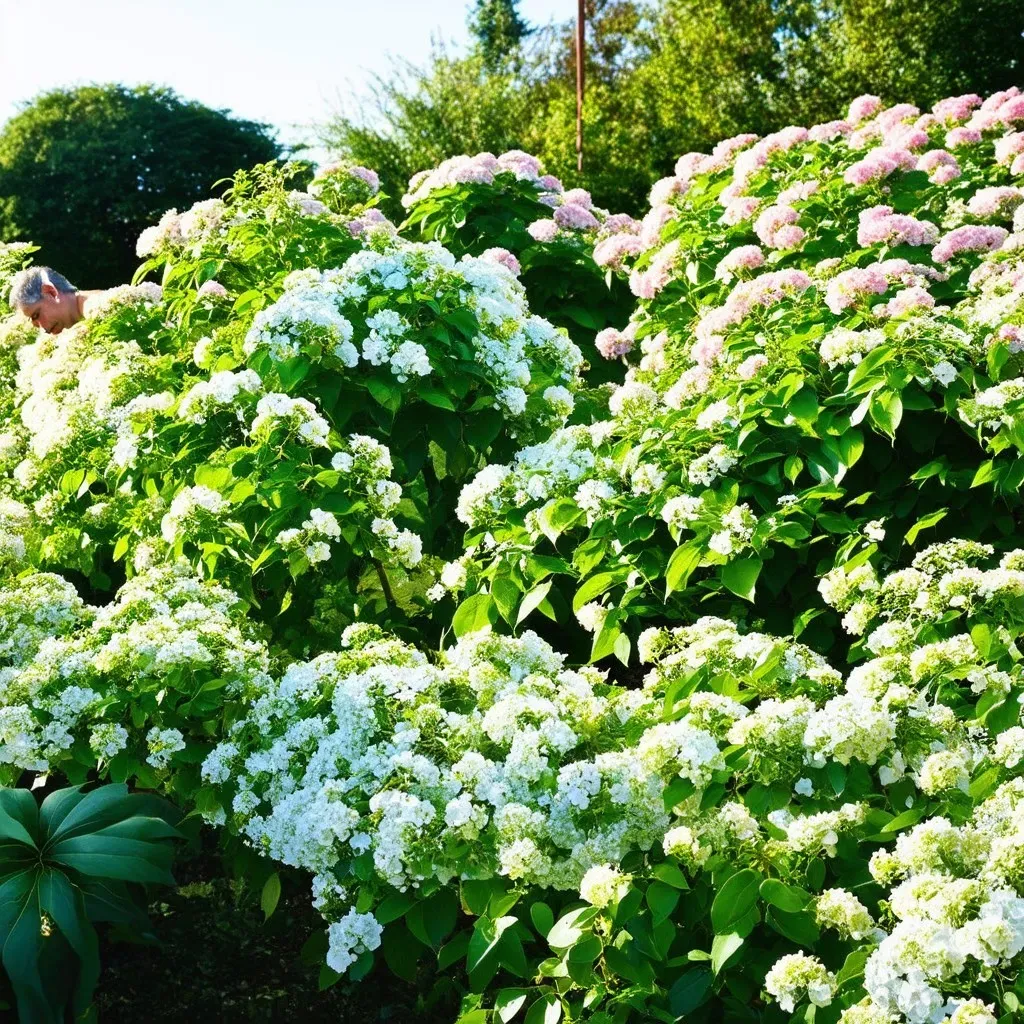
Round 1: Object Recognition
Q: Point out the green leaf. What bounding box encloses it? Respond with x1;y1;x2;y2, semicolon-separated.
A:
668;969;713;1015
760;879;810;913
710;869;761;934
516;581;552;626
530;902;554;937
711;932;744;976
524;993;562;1024
39;868;100;1016
547;907;596;949
788;386;819;424
652;862;689;890
904;509;947;545
416;386;456;411
766;906;820;946
376;892;417;924
261;872;281;920
491;577;521;626
646;881;679;925
720;556;761;602
572;572;622;613
453;594;498;638
665;543;701;598
971;460;997;488
869;389;903;438
496;989;530;1023
567;934;602;963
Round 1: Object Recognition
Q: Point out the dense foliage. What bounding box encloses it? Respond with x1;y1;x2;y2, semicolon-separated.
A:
2;84;1024;1024
0;84;282;287
324;0;1024;214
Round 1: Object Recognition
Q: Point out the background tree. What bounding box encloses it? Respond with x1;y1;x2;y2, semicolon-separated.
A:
321;0;1024;217
468;0;533;70
0;84;281;287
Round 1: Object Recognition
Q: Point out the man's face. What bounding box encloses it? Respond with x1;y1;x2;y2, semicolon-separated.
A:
18;283;78;335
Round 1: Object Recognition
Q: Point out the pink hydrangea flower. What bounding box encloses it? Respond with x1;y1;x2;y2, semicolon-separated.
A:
696;269;811;339
884;125;930;151
675;152;709;180
754;205;800;247
857;206;939;247
995;132;1024;164
917;149;961;183
773;225;806;250
628;242;680;299
713;133;759;159
197;279;228;299
593;233;645;270
715;245;765;280
879;286;935;318
967;109;1003;132
944;127;982;148
595;327;634;359
877;104;921;130
600;213;642;236
1013;154;1024;176
825;266;889;314
736;353;768;379
981;87;1021;112
537;174;563;192
966;187;1024;220
997;324;1024;353
932;225;1009;263
999;96;1024;125
640;204;675;246
527;219;559;243
497;150;542;179
809;120;852;142
479;247;521;276
639;330;668;373
932;94;982;125
848;125;882;151
561;188;593;209
553;204;599;231
777;180;819;205
844;151;899;186
848;95;883;124
690;333;724;367
649;176;690;206
720;196;762;226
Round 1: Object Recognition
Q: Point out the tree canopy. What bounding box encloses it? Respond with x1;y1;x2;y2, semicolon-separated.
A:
468;0;533;69
322;0;1024;215
0;84;281;287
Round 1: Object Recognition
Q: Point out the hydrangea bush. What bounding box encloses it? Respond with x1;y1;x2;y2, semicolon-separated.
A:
199;539;1024;1024
1;90;1024;1024
0;165;584;654
452;89;1024;664
400;149;633;384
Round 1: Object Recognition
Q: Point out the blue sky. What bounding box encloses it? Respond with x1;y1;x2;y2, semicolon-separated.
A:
0;0;569;156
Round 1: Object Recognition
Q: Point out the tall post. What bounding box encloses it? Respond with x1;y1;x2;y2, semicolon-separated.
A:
576;0;585;173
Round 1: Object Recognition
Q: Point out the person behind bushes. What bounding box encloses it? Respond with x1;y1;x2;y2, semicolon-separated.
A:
9;266;106;335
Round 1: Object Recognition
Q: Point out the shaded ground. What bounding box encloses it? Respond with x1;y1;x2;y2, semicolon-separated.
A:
94;841;453;1023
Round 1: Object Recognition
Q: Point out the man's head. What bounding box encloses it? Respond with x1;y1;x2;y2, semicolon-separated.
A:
9;267;80;335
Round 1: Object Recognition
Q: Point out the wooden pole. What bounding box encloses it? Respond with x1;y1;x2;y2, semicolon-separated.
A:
576;0;585;173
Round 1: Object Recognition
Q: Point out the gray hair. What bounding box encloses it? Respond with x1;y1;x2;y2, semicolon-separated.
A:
8;266;77;307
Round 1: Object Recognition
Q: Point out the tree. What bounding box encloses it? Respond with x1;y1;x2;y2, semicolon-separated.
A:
321;49;550;218
833;0;1024;105
322;0;1024;218
0;84;281;287
468;0;532;70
